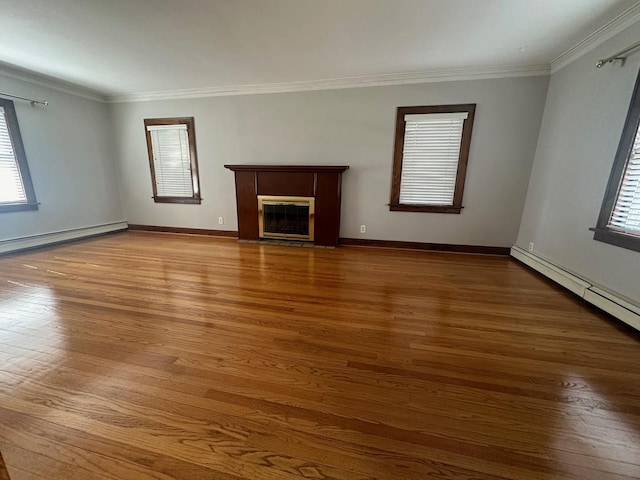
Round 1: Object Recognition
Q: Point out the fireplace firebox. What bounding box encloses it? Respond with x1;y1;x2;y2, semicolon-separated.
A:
258;195;315;241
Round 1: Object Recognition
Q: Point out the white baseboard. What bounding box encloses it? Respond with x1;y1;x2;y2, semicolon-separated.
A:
511;245;640;332
0;221;128;255
510;246;590;296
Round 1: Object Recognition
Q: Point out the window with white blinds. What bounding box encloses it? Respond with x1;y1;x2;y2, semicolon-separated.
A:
144;118;201;204
0;106;26;204
390;104;475;214
608;122;640;234
147;124;193;197
399;112;468;206
595;69;640;252
0;99;37;213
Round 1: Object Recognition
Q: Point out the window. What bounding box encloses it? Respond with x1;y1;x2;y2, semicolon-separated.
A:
144;117;201;204
594;69;640;252
389;104;475;213
0;98;37;213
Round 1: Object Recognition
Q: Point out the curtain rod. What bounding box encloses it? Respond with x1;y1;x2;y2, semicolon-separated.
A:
596;40;640;68
0;92;48;106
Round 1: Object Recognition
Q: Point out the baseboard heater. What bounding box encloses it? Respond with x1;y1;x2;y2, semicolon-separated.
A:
511;245;640;332
0;221;128;255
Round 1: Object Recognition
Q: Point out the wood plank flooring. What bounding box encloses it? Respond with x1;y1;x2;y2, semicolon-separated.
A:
0;231;639;479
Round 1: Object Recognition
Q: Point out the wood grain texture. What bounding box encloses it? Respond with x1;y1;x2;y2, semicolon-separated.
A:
227;166;347;246
314;173;342;247
0;450;10;480
233;171;259;240
257;172;315;197
225;165;349;173
0;231;639;480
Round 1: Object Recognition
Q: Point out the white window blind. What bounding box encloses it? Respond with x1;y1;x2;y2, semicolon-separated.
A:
609;122;640;233
147;124;194;197
0;106;27;204
399;112;468;205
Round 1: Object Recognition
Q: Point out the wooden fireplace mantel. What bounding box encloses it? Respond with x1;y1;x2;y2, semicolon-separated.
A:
224;165;349;246
224;165;349;174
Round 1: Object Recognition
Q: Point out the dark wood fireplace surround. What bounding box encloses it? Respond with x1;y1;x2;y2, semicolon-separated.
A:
224;165;349;246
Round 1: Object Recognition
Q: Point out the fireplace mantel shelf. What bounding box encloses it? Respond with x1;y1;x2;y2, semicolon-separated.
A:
225;164;349;246
224;164;349;173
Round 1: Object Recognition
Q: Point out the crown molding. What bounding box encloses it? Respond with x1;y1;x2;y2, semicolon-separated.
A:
551;3;640;73
107;64;550;103
0;4;637;104
0;63;107;103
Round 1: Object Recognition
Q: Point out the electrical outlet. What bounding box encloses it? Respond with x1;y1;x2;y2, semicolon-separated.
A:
218;217;224;225
360;225;366;234
528;242;534;252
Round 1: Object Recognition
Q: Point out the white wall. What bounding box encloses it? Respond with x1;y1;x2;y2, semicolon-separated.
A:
0;74;125;241
516;22;640;302
111;76;548;247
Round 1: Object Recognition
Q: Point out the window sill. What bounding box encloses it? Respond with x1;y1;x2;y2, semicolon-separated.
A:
153;196;201;205
592;227;640;253
0;202;39;213
389;204;462;214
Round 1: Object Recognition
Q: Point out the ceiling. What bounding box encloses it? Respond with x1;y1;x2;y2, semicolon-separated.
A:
0;0;637;99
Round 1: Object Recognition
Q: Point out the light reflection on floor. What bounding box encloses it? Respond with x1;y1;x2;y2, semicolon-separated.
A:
0;281;62;389
552;373;640;477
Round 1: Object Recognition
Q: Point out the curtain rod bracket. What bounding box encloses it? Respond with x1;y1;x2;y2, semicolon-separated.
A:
596;57;627;68
596;40;640;69
0;92;48;106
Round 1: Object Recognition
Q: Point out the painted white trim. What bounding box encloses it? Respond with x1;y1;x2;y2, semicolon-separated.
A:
589;286;640;316
510;246;590;296
1;3;637;104
0;221;128;255
510;245;640;332
550;3;640;73
583;290;640;331
0;64;107;103
107;64;550;103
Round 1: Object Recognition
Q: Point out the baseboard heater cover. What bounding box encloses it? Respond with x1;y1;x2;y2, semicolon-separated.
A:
510;245;640;332
0;221;128;255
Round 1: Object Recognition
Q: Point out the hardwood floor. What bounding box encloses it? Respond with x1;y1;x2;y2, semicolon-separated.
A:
0;231;639;480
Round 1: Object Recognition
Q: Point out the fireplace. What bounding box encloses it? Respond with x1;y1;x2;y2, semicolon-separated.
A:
224;165;349;246
258;195;315;241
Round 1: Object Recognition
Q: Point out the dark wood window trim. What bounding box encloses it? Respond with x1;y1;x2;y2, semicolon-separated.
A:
144;117;201;204
0;98;38;213
389;104;475;214
593;68;640;253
